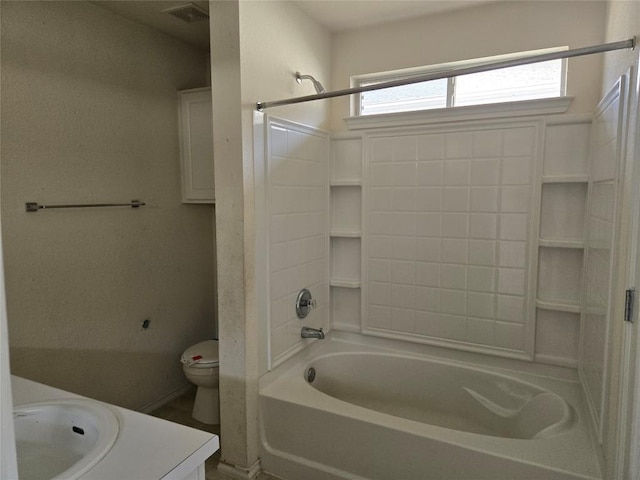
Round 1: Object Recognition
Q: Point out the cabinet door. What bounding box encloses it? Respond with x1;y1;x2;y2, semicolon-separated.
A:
178;88;214;203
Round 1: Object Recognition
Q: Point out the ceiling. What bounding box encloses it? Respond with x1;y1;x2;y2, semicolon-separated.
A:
294;0;494;32
91;1;495;51
91;1;211;51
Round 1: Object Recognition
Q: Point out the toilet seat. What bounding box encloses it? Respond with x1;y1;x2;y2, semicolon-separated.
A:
181;340;219;368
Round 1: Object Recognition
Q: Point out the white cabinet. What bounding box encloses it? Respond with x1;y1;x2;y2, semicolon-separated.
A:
178;88;214;203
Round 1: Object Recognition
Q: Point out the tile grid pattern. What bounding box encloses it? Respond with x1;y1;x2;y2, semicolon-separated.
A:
268;124;329;363
366;126;535;352
582;87;621;431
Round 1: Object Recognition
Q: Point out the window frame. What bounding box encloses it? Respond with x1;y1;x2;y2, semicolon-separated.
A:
352;47;568;117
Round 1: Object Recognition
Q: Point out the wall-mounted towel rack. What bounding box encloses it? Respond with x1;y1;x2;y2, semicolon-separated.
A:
25;200;145;212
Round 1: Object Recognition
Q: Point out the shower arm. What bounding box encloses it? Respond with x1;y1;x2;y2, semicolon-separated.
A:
295;71;326;94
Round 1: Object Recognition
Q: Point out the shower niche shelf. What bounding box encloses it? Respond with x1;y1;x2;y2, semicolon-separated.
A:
541;175;589;184
535;309;580;368
538;239;584;249
331;134;363;183
330;185;362;235
329;134;364;333
533;117;590;367
330;230;361;238
537;241;583;306
331;180;362;187
330;237;361;288
329;279;362;288
331;286;361;332
539;182;587;243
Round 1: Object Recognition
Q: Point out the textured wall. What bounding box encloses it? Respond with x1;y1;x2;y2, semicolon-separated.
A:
601;1;640;92
1;1;215;410
209;0;331;470
330;1;606;130
239;0;332;130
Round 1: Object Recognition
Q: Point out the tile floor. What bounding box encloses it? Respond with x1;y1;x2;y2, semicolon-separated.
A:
150;388;280;480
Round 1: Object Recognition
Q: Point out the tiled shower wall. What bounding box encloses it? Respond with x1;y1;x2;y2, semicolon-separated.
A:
267;119;329;365
364;124;538;356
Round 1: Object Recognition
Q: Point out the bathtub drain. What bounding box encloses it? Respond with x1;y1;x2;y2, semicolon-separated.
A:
306;367;316;383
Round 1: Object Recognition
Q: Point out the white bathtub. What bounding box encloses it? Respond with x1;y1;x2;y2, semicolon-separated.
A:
259;333;601;480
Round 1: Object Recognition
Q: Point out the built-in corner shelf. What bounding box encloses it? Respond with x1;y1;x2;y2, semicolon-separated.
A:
330;135;363;331
330;180;362;187
535;299;581;314
533;118;590;368
541;175;588;184
329;279;362;288
538;238;584;249
330;230;361;238
540;183;587;241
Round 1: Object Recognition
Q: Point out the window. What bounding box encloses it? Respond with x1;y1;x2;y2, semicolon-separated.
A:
355;48;567;116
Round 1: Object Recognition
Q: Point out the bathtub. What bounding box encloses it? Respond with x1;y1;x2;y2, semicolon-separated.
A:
259;332;601;480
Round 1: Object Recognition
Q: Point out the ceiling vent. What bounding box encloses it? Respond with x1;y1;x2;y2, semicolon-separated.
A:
162;3;209;23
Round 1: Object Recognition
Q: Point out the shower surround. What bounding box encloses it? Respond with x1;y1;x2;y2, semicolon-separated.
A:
324;101;591;369
256;91;619;478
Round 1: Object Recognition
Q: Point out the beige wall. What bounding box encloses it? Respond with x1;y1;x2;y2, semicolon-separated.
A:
210;0;331;472
602;0;640;90
330;0;607;130
0;1;216;411
240;1;332;129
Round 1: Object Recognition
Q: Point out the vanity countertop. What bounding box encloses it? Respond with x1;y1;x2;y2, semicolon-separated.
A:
12;375;219;480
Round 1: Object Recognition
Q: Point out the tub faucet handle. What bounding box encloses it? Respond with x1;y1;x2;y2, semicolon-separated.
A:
301;297;316;308
296;288;316;319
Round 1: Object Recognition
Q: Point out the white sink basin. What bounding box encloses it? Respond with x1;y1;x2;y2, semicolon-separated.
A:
14;399;119;480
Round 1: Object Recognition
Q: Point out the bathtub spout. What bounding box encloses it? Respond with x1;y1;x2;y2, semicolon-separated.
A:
301;327;325;339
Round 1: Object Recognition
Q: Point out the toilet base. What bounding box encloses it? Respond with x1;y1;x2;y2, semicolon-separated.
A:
193;385;219;425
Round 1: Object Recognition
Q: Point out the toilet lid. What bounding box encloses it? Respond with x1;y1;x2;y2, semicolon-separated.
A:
181;340;219;367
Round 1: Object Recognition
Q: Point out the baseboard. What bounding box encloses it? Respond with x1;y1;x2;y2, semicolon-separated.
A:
138;383;194;414
217;459;262;479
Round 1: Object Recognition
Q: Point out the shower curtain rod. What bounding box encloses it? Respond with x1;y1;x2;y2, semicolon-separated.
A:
256;38;636;111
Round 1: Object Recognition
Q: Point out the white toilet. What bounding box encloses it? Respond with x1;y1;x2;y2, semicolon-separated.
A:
181;340;219;425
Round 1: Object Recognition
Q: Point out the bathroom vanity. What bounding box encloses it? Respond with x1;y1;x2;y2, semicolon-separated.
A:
11;376;219;480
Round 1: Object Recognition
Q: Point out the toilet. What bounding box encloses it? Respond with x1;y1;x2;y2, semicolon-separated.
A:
181;340;219;425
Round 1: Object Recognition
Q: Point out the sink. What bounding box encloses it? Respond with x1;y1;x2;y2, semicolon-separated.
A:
13;399;119;480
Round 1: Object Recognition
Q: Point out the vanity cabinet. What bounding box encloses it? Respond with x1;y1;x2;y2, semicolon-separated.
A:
12;376;218;480
178;87;215;203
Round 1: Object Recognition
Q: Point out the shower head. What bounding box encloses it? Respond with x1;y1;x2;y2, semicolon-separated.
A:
295;71;326;94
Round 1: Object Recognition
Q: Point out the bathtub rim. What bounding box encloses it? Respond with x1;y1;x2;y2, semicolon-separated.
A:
301;349;576;440
260;330;580;392
264;348;583;447
259;331;602;480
